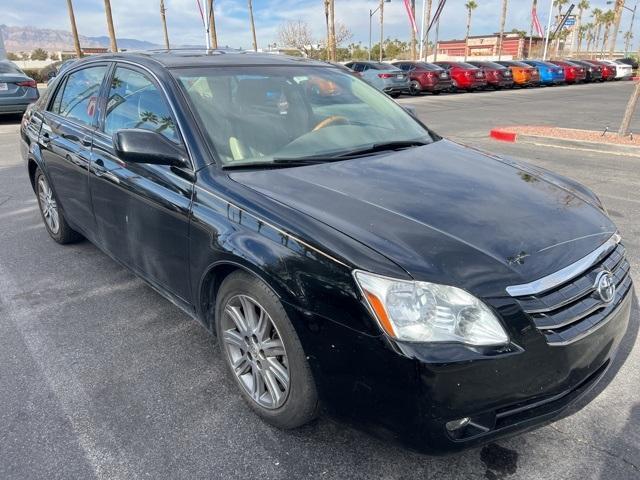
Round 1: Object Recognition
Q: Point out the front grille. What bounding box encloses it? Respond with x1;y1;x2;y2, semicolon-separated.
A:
513;242;632;346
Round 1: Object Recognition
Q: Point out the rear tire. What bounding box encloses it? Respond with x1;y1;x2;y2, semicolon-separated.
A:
35;168;82;244
409;81;422;96
215;270;319;429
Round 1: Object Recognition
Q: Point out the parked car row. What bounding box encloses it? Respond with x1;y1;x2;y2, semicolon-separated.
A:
344;58;637;97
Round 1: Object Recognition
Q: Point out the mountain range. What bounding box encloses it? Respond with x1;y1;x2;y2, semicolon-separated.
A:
0;24;161;52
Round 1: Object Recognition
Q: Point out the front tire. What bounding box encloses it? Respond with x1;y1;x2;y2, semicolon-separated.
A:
35;168;82;244
215;271;319;429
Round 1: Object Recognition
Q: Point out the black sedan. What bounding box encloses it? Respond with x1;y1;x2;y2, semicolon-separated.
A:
20;51;633;454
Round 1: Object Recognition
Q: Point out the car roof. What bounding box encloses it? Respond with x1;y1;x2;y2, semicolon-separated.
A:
66;49;331;70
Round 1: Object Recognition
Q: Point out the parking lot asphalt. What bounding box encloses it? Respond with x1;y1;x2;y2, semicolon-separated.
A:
1;81;639;480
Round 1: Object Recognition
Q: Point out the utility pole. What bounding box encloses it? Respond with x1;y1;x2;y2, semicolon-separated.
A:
160;0;170;50
248;0;258;51
410;0;417;60
66;0;83;58
103;0;118;53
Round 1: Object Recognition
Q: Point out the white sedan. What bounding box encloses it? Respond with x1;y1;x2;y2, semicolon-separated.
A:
601;59;634;80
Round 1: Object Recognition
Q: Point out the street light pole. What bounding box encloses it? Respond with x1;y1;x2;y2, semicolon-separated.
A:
542;0;554;60
623;1;637;56
369;5;382;61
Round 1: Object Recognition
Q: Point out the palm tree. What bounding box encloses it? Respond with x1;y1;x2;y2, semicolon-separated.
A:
553;0;568;56
207;0;218;49
248;0;258;51
410;0;417;60
585;22;595;53
422;0;433;60
65;0;83;58
464;1;478;61
103;0;118;52
573;0;589;55
600;10;615;56
160;0;170;49
329;0;336;61
591;8;603;58
497;0;508;59
608;0;625;58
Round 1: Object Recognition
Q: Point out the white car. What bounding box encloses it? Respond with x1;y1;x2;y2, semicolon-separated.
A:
601;59;633;80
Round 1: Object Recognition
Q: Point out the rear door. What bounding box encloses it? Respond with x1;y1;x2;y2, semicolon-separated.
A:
90;64;194;300
39;64;109;239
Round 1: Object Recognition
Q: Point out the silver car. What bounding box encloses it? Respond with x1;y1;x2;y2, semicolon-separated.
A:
0;60;39;115
344;61;410;98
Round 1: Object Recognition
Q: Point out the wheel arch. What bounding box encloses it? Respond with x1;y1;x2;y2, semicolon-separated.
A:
197;258;283;333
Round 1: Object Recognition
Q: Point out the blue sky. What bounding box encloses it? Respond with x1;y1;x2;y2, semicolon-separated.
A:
3;0;634;49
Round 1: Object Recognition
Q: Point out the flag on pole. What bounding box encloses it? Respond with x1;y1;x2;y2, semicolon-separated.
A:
403;0;418;33
427;0;447;34
532;5;544;37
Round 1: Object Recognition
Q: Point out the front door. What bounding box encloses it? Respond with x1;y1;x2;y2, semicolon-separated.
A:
90;65;193;301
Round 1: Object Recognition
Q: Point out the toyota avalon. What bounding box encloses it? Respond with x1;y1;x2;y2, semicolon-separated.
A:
20;51;633;454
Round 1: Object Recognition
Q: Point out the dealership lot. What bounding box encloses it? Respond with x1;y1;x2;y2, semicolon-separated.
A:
0;82;638;479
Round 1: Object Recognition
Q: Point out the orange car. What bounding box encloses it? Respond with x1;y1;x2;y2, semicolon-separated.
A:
495;60;540;87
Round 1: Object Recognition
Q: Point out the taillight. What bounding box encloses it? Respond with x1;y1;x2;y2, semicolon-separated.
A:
378;73;394;78
17;80;37;88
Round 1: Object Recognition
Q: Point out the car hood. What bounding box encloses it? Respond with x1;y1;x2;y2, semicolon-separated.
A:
229;140;616;297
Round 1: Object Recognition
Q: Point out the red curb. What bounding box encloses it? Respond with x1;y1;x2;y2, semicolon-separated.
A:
489;129;517;142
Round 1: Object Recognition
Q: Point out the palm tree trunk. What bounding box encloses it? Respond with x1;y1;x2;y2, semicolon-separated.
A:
573;10;583;55
160;0;170;50
103;0;118;53
207;0;218;49
329;0;336;61
324;0;330;60
464;9;472;62
497;0;508;60
66;0;83;58
423;0;432;60
619;76;640;136
594;24;602;58
410;0;417;60
609;0;624;58
379;0;384;61
248;0;258;51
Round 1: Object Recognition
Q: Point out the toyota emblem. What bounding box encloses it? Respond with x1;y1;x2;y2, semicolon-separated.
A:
595;271;615;304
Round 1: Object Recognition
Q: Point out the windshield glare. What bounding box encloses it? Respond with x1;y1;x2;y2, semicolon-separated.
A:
176;66;432;166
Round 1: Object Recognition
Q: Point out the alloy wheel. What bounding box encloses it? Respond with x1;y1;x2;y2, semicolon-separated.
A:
221;294;290;409
409;80;421;96
37;176;60;234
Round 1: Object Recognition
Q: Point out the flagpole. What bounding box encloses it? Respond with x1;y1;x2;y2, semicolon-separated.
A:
419;0;427;60
542;0;553;60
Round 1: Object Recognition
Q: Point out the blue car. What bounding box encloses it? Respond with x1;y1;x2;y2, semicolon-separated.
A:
522;60;565;85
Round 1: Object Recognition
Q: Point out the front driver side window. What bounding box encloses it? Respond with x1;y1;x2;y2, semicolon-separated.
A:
103;67;178;143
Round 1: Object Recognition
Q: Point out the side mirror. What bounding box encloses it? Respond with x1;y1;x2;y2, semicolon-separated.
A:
403;105;418;118
113;129;188;168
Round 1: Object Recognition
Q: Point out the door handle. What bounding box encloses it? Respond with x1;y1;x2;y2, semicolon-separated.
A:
93;159;107;177
81;136;92;147
41;132;51;147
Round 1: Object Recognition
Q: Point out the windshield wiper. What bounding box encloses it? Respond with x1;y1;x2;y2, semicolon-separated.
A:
271;140;430;165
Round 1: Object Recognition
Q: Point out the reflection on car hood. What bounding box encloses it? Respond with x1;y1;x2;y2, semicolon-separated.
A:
229;140;615;296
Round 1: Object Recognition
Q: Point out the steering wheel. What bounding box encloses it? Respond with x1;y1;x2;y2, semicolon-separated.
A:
312;115;350;132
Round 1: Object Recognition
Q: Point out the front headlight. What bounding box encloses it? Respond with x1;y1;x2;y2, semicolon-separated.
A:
354;271;509;346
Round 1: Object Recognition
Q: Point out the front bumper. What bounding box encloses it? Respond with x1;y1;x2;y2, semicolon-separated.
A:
288;285;634;454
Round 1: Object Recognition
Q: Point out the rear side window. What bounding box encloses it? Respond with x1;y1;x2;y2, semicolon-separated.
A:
51;66;107;126
103;66;178;143
0;62;22;74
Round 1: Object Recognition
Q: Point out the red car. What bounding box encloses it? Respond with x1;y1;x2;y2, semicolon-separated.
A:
549;60;587;84
392;61;453;95
433;61;487;92
582;60;614;81
467;61;515;89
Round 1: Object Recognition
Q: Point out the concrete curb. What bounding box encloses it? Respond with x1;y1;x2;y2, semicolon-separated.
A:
489;128;640;158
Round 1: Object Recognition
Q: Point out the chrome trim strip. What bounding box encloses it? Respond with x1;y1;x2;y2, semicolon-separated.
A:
546;287;632;347
506;233;621;297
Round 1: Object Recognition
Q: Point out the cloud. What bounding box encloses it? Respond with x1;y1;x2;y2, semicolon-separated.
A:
1;0;632;49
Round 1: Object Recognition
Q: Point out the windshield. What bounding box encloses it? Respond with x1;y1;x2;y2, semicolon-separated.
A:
176;65;433;166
